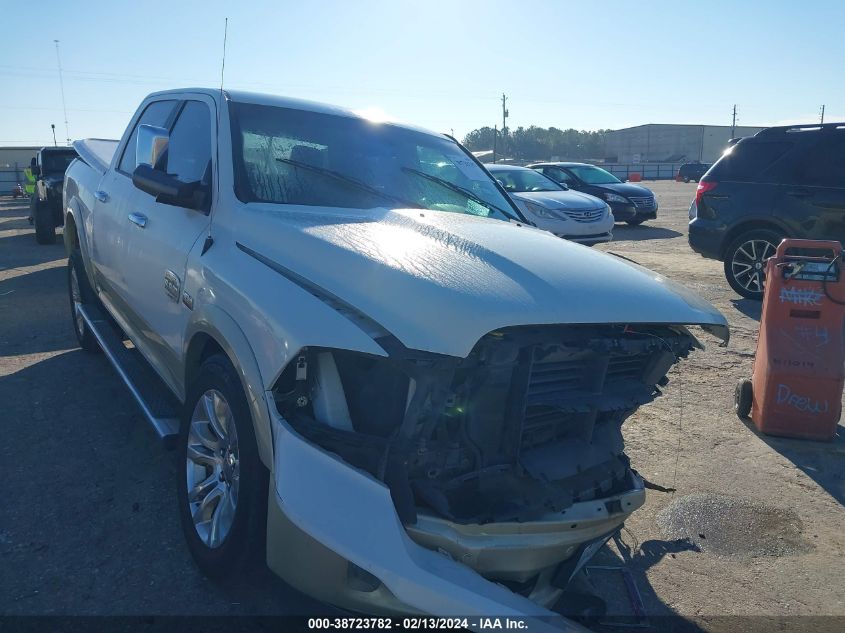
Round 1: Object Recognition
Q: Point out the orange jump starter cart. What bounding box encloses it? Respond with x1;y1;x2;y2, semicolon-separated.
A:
735;239;845;441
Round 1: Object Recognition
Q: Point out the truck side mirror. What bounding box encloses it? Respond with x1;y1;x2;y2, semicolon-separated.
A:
132;164;209;212
136;124;169;171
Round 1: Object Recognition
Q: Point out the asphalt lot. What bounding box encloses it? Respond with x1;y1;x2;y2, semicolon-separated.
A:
1;184;843;627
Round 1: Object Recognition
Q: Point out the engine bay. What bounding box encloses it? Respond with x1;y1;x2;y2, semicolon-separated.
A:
274;324;696;525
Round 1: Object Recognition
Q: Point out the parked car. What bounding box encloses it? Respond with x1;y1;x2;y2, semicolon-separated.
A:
484;164;613;245
528;162;657;225
64;88;727;618
689;122;845;299
677;161;711;183
29;146;78;244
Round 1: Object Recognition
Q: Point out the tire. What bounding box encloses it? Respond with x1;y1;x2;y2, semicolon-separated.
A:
178;353;268;581
735;379;753;419
67;250;101;353
683;177;691;183
625;217;646;226
33;197;56;244
723;229;781;300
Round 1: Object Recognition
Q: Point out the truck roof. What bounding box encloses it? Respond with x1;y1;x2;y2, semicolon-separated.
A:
145;87;445;139
39;146;78;153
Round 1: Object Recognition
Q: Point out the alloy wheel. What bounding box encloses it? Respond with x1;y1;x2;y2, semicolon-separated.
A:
730;238;776;295
185;389;240;549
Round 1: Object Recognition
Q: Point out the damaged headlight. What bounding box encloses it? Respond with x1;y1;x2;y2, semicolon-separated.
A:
273;325;696;527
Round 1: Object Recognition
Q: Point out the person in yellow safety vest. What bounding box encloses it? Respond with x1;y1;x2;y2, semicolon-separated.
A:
23;164;36;196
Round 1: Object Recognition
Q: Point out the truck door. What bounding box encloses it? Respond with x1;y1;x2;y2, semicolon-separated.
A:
92;99;178;316
775;133;845;246
120;98;214;391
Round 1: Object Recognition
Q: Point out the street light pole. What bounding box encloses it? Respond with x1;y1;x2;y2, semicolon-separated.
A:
51;124;57;147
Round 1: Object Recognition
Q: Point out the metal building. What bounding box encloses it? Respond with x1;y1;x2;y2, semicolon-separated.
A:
604;124;765;164
0;146;40;194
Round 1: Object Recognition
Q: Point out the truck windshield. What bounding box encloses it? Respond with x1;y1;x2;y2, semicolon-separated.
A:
41;150;78;174
229;102;518;220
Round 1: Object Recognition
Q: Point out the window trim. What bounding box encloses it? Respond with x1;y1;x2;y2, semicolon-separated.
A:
165;99;214;190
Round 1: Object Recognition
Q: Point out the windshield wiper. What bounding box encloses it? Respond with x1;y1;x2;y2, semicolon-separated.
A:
275;158;424;209
401;167;518;220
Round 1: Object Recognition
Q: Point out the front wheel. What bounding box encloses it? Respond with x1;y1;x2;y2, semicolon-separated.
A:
68;250;101;353
178;353;268;580
723;229;780;300
625;217;646;226
33;198;56;245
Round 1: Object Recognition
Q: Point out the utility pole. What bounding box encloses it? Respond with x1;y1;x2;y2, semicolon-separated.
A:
51;124;57;147
54;40;70;144
501;93;509;157
730;104;737;139
820;104;825;124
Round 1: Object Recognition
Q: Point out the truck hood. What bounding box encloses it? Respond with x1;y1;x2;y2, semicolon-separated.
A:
512;190;605;211
236;205;728;357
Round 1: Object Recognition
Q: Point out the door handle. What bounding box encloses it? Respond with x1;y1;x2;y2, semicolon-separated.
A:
786;188;813;198
128;212;147;228
94;190;109;203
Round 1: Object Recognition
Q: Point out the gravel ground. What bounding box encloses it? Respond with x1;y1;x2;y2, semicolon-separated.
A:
1;183;843;628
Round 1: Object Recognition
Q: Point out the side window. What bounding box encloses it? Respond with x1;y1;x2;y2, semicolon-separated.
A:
711;141;793;182
166;101;213;184
546;167;574;185
789;136;845;188
118;100;177;174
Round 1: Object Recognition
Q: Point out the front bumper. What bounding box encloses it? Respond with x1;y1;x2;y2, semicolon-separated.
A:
406;476;644;583
266;403;642;618
531;213;614;246
557;231;613;246
609;200;657;222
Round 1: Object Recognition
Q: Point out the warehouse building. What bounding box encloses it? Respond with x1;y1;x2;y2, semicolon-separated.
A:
604;124;765;164
0;146;40;194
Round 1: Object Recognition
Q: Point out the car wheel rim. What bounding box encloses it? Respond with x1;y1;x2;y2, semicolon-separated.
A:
731;239;776;294
186;389;240;549
69;264;85;337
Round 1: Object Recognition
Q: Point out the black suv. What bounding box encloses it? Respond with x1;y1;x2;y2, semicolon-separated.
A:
677;161;711;183
689;123;845;299
29;147;78;244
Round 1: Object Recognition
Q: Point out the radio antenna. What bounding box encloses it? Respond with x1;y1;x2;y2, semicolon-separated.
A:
205;17;228;251
219;17;228;94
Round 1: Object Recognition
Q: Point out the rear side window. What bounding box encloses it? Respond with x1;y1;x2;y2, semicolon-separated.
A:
543;166;575;185
166;101;213;184
710;140;793;182
118;100;177;174
787;135;845;188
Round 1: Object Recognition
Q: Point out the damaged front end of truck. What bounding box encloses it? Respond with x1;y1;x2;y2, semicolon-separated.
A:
266;321;700;614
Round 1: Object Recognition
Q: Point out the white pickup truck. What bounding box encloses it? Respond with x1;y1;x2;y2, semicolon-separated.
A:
64;88;729;621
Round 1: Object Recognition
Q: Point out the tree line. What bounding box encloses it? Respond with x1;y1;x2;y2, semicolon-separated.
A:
461;126;611;160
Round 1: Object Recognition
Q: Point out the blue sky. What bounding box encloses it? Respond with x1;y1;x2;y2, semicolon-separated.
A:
1;0;843;146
